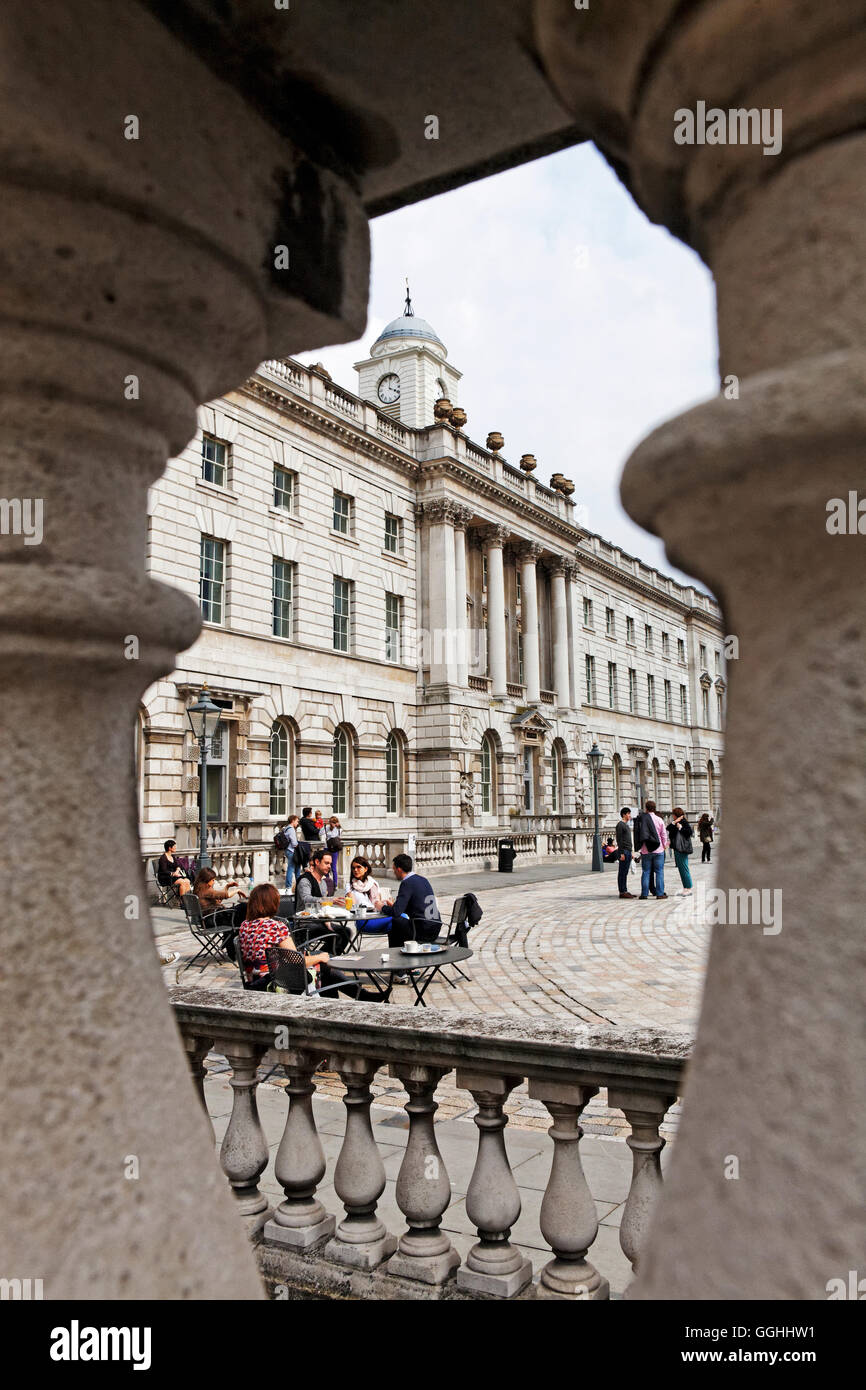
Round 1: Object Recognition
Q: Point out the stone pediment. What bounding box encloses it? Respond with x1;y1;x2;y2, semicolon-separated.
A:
699;670;713;688
714;676;726;691
511;708;552;739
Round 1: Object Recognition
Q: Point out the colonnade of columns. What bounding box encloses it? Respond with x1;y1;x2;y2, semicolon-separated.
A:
423;500;578;709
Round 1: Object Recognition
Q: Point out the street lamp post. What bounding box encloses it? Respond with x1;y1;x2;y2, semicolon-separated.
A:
186;686;222;871
587;741;604;872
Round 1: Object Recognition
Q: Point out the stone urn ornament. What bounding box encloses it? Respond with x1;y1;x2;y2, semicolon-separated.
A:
450;405;467;430
434;396;453;421
519;453;537;473
550;472;566;492
486;431;504;453
559;478;575;496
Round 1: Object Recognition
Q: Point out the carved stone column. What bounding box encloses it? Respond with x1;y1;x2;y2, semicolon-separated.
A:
423;499;459;688
455;1071;533;1298
549;558;571;710
535;0;866;1297
516;541;543;704
323;1054;397;1270
484;526;510;699
266;1048;335;1250
528;1079;609;1299
452;505;473;688
607;1088;676;1274
216;1042;270;1223
563;559;581;710
386;1064;460;1286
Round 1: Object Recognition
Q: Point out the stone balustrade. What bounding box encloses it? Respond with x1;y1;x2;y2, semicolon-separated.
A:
172;986;687;1299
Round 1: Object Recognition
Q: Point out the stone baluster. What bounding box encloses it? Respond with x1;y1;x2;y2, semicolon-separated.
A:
528;1080;609;1299
216;1041;270;1224
183;1035;212;1114
265;1048;335;1249
607;1088;676;1274
386;1065;459;1286
455;1071;532;1297
324;1055;396;1270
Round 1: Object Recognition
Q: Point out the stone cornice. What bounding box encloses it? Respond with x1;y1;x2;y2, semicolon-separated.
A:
577;548;723;628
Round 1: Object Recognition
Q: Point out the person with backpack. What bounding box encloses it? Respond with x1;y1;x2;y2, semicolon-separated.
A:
698;813;715;862
667;807;694;895
277;814;300;890
634;799;668;900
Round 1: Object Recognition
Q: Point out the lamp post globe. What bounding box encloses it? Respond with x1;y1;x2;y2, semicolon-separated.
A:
186;686;222;870
587;742;604;872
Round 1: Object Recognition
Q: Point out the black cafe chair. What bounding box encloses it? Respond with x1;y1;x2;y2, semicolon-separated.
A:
179;893;235;974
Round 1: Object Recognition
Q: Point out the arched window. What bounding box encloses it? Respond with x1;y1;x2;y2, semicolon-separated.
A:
684;761;692;812
332;727;350;815
269;720;291;817
480;734;496;816
385;731;403;815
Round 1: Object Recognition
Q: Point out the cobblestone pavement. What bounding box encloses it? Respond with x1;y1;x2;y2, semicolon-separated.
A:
158;859;713;1141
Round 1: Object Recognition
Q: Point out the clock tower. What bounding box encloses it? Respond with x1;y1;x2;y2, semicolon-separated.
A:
355;286;461;428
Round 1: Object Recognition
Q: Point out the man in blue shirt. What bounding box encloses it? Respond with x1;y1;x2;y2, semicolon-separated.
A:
380;854;441;947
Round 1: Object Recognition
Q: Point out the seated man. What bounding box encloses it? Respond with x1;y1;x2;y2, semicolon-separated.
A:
379;853;442;948
239;884;385;1000
294;847;351;954
156;839;191;897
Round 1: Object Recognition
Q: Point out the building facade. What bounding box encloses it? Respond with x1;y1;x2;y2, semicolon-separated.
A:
140;303;725;866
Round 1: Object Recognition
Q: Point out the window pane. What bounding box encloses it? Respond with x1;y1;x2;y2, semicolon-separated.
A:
385;592;401;662
274;467;295;511
384;514;400;554
333;577;350;651
201;435;227;487
332;730;348;813
199;536;225;624
481;738;492;815
385;733;399;813
333;492;351;534
272;559;294;639
269;721;289;816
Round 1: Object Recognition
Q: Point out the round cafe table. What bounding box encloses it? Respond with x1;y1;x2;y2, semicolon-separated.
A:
332;944;473;1007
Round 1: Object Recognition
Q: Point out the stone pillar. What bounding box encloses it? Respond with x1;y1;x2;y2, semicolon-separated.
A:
563;559;582;709
452;506;473;688
607;1088;676;1274
535;0;866;1298
455;1071;533;1298
424;499;459;688
517;542;543;704
549;558;571;710
217;1041;270;1225
485;526;510;699
0;0;367;1299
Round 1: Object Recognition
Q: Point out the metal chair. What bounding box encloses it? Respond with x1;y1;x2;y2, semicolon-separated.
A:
178;893;235;974
264;945;357;999
152;860;183;908
431;895;473;986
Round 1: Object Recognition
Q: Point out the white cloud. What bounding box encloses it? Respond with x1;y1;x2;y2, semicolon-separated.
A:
310;143;718;589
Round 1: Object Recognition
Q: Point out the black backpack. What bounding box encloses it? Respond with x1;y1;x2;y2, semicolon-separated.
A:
274;828;289;851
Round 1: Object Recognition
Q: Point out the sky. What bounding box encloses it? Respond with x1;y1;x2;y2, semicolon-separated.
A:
308;142;718;587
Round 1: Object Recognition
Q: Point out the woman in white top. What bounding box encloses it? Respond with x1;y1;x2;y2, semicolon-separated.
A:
348;855;393;934
324;816;343;886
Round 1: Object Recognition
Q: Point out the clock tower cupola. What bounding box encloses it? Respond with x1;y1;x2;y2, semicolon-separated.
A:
355;284;461;428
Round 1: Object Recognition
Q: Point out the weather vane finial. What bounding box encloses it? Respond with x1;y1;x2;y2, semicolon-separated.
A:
404;277;414;317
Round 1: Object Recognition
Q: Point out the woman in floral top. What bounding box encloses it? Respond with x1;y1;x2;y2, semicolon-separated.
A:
238;884;386;1000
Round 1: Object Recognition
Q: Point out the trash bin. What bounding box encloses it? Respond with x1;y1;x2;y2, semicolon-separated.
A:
497;837;516;873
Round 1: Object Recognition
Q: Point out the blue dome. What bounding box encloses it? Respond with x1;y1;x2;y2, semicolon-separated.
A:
373;313;443;348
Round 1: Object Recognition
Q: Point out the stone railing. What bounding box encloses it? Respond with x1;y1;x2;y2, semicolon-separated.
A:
461;835;499;862
171;987;688;1300
414;837;456;868
468;674;490;692
540;689;556;705
376;415;408;447
549;831;579;856
506;681;525;699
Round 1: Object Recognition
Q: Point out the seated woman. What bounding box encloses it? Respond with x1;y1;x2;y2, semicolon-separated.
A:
348;856;392;933
157;839;191;896
193;866;248;932
238;884;386;1000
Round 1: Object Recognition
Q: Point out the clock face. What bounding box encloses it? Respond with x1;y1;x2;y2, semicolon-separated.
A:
377;373;400;404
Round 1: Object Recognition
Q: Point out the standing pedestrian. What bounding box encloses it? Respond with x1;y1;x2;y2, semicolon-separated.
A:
668;807;694;895
324;815;342;887
698;813;714;862
283;814;300;892
634;799;668;899
615;808;635;899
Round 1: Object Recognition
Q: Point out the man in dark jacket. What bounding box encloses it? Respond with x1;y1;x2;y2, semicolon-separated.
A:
380;854;441;947
614;808;635;899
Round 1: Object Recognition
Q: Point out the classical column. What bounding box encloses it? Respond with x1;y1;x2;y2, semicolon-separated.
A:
424;499;459;688
549;558;571;710
536;0;866;1298
455;1071;533;1298
387;1064;460;1286
0;0;367;1298
265;1048;335;1250
484;525;510;699
452;506;473;688
528;1079;608;1300
516;541;543;704
324;1054;397;1270
563;559;582;709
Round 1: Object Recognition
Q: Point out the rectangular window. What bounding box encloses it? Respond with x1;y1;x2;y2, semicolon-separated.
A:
717;691;724;727
680;684;688;722
385;592;402;662
272;559;294;639
333;490;353;535
199;536;225;624
664;679;672;720
482;555;488;591
606;606;616;637
626;616;635;645
628;668;638;713
585;654;596;704
518;633;525;685
700;642;708;668
714;649;721;674
516;571;522;604
583;597;594;629
384;513;402;554
608;661;618;709
273;466;296;513
677;637;686;663
662;631;670;658
645;624;653;652
701;686;710;724
333;576;352;652
647;674;656;717
201;434;227;488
